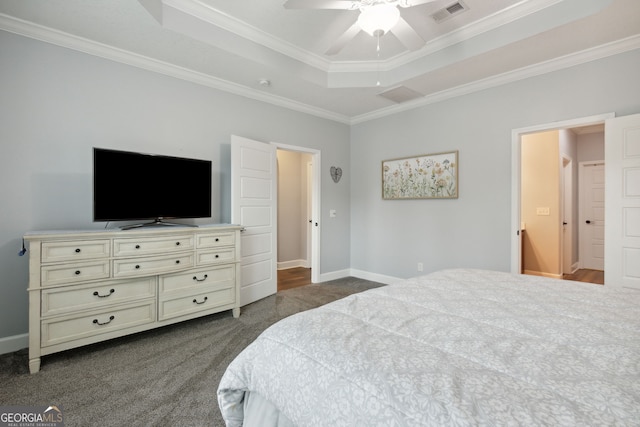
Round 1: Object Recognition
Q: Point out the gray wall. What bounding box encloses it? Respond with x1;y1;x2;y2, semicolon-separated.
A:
0;31;350;340
1;28;639;345
350;49;640;279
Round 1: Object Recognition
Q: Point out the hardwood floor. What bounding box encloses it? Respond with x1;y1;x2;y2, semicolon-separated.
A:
277;267;311;291
278;267;604;291
562;269;604;285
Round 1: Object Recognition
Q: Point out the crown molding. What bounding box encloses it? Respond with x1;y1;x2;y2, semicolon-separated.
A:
157;0;614;92
350;34;640;124
327;0;614;90
161;0;331;71
331;0;566;73
0;13;350;124
166;0;570;76
1;12;637;126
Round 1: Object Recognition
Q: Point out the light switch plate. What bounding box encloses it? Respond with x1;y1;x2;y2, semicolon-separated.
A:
536;207;550;215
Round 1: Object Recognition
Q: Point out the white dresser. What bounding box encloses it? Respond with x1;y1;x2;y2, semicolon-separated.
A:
24;224;242;373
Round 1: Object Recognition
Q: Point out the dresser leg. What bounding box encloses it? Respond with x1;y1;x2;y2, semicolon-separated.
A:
232;307;240;318
29;357;41;374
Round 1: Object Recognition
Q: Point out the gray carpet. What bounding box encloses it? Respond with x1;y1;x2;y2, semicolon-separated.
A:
0;277;383;426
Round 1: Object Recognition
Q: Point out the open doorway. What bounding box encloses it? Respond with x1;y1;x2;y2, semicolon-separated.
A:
231;136;321;306
274;143;321;290
511;114;612;283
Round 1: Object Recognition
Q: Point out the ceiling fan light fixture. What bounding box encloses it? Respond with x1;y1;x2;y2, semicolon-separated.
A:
357;3;400;36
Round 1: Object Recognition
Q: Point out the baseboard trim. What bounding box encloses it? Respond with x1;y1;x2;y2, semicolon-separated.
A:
0;333;28;355
317;268;401;285
569;262;580;274
523;269;563;279
317;269;350;283
277;260;309;270
349;269;401;285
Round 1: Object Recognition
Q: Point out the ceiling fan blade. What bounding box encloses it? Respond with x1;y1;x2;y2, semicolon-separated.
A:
284;0;360;10
391;16;425;51
325;20;361;55
397;0;439;7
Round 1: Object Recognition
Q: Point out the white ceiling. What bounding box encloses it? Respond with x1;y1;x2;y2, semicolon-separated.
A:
0;0;638;123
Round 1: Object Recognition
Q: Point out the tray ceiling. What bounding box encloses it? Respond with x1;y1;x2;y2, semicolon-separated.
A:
0;0;638;123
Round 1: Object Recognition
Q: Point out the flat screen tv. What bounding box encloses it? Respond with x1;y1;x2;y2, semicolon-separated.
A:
93;148;212;228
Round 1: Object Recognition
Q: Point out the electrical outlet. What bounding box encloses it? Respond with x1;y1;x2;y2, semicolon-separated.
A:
417;262;423;272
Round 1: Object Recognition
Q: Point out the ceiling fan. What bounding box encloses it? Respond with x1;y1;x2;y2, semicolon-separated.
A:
284;0;439;55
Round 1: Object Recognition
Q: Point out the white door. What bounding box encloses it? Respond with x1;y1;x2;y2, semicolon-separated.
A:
231;135;277;306
306;161;313;268
562;156;573;274
580;162;605;270
605;113;640;289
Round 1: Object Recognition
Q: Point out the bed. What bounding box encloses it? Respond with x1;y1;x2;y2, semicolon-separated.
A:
217;268;640;426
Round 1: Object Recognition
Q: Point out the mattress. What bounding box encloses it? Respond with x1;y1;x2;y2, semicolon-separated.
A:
217;268;640;426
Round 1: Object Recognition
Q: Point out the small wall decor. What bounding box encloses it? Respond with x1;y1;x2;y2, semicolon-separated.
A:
330;166;342;183
382;150;458;199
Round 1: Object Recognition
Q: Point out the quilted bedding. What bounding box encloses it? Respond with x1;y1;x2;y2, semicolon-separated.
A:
217;269;640;426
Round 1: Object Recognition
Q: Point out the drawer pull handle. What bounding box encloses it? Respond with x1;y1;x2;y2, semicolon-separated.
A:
215;254;220;258
193;296;208;305
175;260;180;264
75;270;81;275
135;265;140;269
93;315;115;326
75;248;81;253
176;242;181;246
93;289;115;298
193;274;208;282
135;245;140;249
215;238;220;242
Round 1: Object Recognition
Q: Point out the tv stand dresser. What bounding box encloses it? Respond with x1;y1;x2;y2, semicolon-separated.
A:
24;224;242;373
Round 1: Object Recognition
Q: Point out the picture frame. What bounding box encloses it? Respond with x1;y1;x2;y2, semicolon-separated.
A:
382;150;458;200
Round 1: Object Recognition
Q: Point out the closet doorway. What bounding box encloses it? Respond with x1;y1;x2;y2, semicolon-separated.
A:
275;143;321;289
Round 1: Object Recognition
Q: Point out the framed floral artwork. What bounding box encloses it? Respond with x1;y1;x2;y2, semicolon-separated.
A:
382;151;458;199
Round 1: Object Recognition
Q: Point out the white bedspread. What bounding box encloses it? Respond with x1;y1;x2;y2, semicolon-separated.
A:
217;269;640;426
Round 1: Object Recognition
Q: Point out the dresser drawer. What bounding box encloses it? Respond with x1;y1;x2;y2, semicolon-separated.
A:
41;261;110;287
25;225;242;373
196;247;236;265
41;239;110;263
159;265;235;295
112;253;194;278
113;235;194;257
41;277;156;317
41;301;156;347
196;232;235;249
158;285;235;321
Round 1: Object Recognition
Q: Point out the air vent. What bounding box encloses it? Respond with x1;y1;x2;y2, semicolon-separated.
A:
377;86;424;104
431;1;469;23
